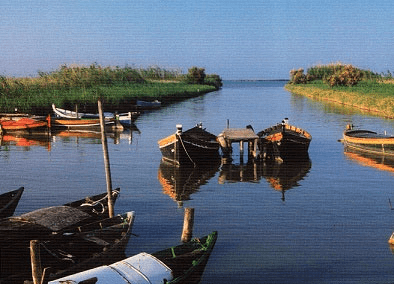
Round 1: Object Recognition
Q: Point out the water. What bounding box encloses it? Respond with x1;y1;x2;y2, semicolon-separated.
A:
2;81;394;283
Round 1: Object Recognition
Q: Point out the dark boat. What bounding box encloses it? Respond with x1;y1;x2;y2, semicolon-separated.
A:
158;123;220;166
0;189;120;240
0;187;24;219
49;231;218;284
343;124;394;156
257;118;311;161
1;211;135;284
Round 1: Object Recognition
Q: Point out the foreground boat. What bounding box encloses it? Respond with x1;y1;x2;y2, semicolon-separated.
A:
343;124;394;156
1;211;135;284
0;189;120;239
49;231;218;284
0;187;24;219
257;118;311;161
158;123;220;166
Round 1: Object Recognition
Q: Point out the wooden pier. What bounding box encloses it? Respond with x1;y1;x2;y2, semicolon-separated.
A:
217;128;259;161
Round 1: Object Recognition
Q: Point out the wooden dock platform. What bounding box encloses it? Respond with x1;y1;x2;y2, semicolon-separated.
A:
217;128;259;161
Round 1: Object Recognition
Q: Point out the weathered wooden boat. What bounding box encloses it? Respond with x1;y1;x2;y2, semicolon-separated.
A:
1;211;135;284
50;117;123;131
0;189;120;239
257;118;311;161
158;123;220;166
52;104;139;127
343;124;394;156
49;231;217;284
0;187;24;219
0;117;48;134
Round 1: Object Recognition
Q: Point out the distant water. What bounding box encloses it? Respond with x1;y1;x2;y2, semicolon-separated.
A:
2;81;394;283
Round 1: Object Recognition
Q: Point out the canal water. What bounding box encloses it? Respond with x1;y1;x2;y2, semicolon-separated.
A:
2;81;394;283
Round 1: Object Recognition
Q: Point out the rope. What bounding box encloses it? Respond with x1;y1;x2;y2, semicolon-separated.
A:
177;134;197;167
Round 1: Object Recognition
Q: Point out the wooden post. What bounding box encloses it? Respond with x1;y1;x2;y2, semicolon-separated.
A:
98;99;114;218
30;240;42;284
181;207;194;243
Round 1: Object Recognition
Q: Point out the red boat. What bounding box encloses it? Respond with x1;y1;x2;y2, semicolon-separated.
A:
0;117;48;133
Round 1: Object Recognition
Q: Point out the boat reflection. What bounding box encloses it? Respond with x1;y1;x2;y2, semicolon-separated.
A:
0;134;51;151
344;146;394;174
219;158;312;201
262;159;312;201
157;159;221;206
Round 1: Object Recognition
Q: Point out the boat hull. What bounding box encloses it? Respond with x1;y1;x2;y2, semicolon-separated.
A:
158;125;220;166
258;123;311;161
343;129;394;156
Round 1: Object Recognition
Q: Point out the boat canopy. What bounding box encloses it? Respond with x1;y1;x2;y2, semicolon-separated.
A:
49;252;173;284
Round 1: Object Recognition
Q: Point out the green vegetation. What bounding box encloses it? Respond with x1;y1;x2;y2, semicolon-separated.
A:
0;64;222;114
285;63;394;118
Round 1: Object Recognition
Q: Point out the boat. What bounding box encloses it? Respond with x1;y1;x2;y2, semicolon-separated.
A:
0;117;48;134
0;189;120;239
0;187;24;219
49;231;218;284
136;99;161;110
50;117;123;131
158;123;220;166
1;211;135;284
343;124;394;156
257;118;312;161
52;104;139;127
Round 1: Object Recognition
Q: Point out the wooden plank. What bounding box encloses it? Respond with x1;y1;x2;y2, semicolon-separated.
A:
220;128;258;141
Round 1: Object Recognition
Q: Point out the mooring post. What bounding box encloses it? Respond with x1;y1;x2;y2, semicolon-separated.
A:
181;207;194;243
30;240;42;284
98;99;114;218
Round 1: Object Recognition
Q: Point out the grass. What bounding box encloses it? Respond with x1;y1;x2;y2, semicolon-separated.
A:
285;80;394;118
0;64;219;114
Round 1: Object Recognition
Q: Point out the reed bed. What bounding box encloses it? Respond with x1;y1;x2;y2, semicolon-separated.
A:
285;80;394;118
0;64;219;114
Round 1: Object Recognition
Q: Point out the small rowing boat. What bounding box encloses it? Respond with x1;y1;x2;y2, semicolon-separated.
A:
343;124;394;156
0;117;48;134
49;231;217;284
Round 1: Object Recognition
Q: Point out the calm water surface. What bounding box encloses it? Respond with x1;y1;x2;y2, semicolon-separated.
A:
2;81;394;283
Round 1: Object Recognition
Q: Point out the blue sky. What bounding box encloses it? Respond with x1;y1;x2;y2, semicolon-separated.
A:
1;0;393;79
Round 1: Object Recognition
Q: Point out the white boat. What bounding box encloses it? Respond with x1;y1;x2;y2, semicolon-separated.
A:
52;104;139;126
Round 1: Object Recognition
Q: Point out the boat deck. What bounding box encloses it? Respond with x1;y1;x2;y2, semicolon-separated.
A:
217;128;259;160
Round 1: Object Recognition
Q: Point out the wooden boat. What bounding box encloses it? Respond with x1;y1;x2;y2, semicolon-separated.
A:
0;189;120;239
52;104;139;127
257;118;311;161
0;117;48;134
50;117;124;131
158;123;220;166
49;231;218;284
343;124;394;156
1;211;135;284
136;99;161;110
0;187;24;219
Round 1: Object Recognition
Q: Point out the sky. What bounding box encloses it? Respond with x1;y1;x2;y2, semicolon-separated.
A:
1;0;394;80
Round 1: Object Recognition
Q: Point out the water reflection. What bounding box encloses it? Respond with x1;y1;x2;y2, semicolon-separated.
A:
157;159;221;206
262;159;312;201
0;124;140;151
344;146;394;175
219;158;312;201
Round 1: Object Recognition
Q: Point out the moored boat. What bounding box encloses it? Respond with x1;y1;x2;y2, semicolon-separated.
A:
49;231;218;284
257;118;311;161
158;123;220;166
0;187;24;219
50;117;123;131
52;104;139;127
0;117;48;134
343;124;394;156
